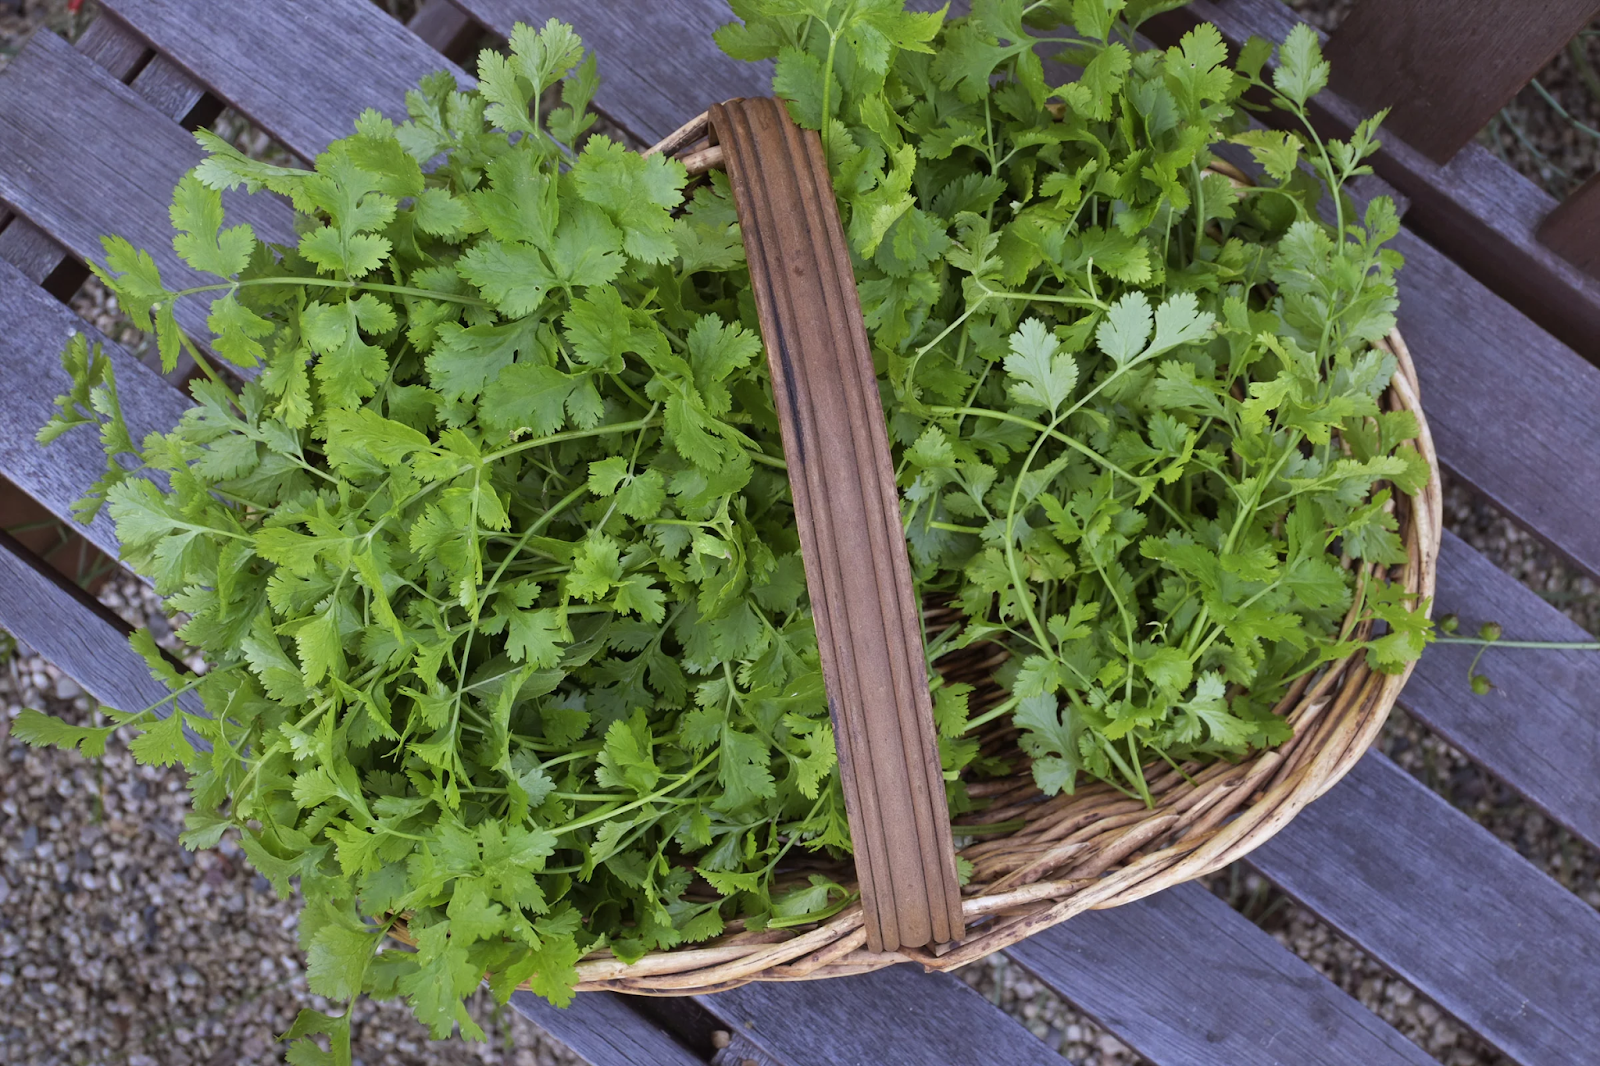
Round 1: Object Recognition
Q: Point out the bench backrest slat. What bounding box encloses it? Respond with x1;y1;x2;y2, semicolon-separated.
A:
507;990;705;1066
0;30;295;342
1324;0;1600;164
99;0;467;162
1390;221;1600;580
0;527;194;720
695;962;1070;1066
1540;174;1600;277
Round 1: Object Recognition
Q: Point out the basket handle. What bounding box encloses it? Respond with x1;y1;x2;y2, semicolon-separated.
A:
665;98;964;953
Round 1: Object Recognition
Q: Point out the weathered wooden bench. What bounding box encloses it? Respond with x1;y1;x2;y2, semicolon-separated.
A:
1;1;1598;1062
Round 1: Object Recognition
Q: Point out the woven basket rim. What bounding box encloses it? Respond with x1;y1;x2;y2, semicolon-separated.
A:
387;156;1444;998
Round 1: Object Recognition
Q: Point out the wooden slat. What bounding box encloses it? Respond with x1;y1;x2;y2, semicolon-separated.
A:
127;51;210;124
407;0;485;64
695;965;1068;1065
0;529;182;718
1400;531;1600;851
450;0;769;144
712;97;962;952
1539;173;1600;277
97;0;467;162
1323;0;1600;163
1144;0;1600;365
0;215;67;284
0;29;295;343
1388;223;1600;580
0;12;162;291
73;7;151;78
0;258;190;557
506;991;703;1066
1005;882;1437;1066
1249;753;1600;1065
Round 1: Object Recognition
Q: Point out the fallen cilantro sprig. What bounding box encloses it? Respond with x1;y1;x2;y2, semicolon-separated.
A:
23;1;1433;1055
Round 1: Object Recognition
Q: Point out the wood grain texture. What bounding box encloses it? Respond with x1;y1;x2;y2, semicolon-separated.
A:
451;0;770;144
1005;881;1438;1066
1400;532;1600;852
506;990;703;1066
128;52;210;124
0;529;200;719
696;964;1068;1066
73;8;151;79
407;0;485;64
0;215;67;284
0;257;190;558
0;14;161;289
711;97;962;952
1249;753;1600;1065
1539;172;1600;277
98;0;467;162
1324;0;1600;163
1144;0;1600;365
0;19;210;298
0;29;294;343
1388;220;1600;581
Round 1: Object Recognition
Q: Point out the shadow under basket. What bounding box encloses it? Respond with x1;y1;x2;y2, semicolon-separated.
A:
394;100;1444;997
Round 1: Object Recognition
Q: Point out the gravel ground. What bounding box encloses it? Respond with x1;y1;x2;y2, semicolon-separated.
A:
2;3;1599;1066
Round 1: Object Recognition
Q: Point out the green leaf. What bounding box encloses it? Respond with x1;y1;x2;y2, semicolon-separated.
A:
323;407;431;468
1274;23;1329;106
1233;129;1303;183
506;609;565;668
456;240;555;317
1095;291;1153;365
128;710;194;768
1148;292;1215;355
1180;673;1254;749
773;46;835;128
1004;318;1077;412
305;922;382;1000
474;147;554;239
478;361;573;438
399;922;486;1040
10;708;119;758
572;138;686;265
596;710;659;795
303;295;395;408
170;172;255;278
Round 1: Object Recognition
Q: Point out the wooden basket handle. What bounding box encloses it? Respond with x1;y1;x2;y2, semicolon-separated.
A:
649;101;964;952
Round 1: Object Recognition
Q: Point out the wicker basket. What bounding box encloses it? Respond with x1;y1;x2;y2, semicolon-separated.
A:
400;107;1444;996
560;331;1439;994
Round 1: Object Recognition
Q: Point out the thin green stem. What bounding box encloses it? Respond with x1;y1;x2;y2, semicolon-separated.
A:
929;406;1194;534
484;417;660;463
1434;637;1600;650
170;276;491;308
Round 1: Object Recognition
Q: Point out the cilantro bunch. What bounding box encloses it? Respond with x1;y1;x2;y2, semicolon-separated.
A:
24;0;1433;1055
36;19;859;1051
720;0;1432;800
